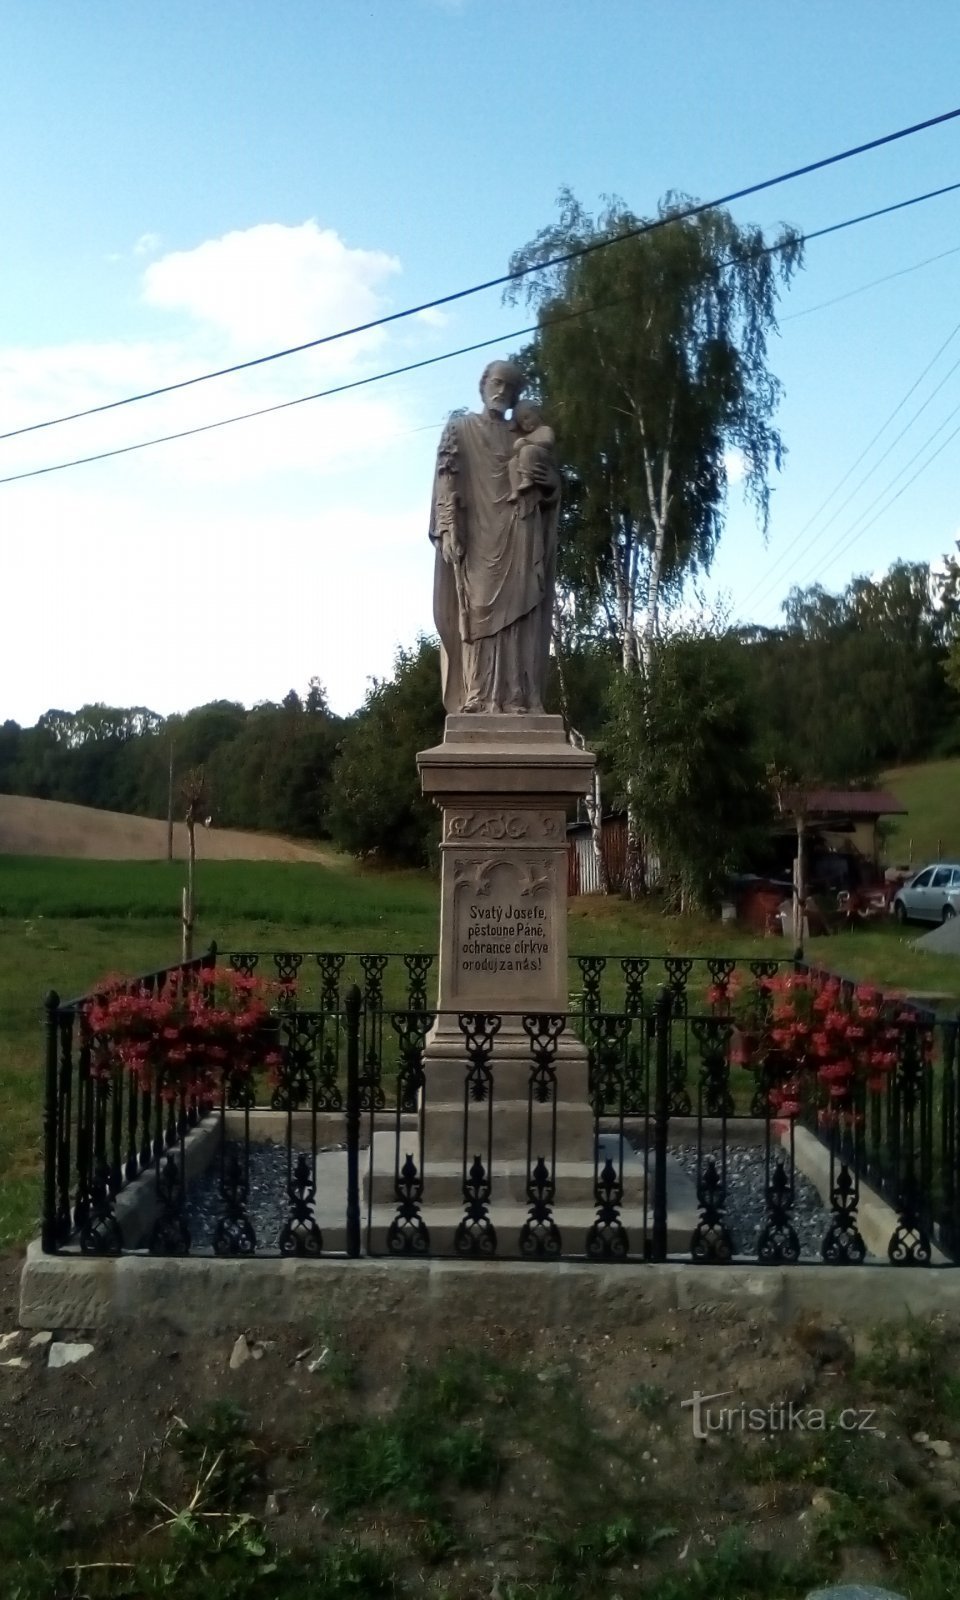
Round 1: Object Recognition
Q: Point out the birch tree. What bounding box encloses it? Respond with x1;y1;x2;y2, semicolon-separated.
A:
507;192;802;890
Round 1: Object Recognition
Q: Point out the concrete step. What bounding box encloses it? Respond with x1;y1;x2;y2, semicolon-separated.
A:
306;1204;699;1257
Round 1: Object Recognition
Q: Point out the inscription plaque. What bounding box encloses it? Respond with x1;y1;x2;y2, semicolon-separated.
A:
450;856;560;1003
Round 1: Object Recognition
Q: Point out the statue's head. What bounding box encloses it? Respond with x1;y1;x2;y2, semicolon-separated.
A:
479;359;523;416
512;398;543;435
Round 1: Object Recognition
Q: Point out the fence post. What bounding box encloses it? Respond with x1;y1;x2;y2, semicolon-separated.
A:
651;985;671;1262
345;984;362;1258
42;991;60;1253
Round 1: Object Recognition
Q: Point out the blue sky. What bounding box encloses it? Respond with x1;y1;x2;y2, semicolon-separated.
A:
2;0;960;723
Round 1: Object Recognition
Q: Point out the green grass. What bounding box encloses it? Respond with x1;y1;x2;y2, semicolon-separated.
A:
0;854;439;929
883;756;960;866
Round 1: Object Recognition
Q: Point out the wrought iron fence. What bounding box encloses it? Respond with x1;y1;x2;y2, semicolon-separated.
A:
39;947;960;1269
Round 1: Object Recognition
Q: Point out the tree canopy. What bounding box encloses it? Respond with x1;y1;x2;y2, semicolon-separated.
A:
506;189;803;667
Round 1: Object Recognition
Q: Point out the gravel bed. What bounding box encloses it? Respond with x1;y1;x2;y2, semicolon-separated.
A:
183;1140;342;1253
667;1142;880;1263
182;1138;879;1262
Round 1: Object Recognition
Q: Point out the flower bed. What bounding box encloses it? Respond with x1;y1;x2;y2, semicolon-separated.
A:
708;968;932;1130
85;965;286;1102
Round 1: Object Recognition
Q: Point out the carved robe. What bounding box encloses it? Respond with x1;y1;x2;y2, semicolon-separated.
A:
429;410;559;714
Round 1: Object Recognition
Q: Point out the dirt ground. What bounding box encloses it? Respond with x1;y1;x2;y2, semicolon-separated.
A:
0;794;341;862
4;1250;960;1597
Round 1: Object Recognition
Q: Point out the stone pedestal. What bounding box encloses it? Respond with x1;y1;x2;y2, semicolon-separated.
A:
415;714;596;1174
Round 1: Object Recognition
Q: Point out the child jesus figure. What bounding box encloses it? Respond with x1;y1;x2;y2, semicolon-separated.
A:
508;399;556;504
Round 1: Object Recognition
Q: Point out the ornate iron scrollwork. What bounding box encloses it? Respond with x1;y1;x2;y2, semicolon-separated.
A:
212;1147;257;1256
756;1157;800;1263
664;956;693;1015
821;1164;866;1264
522;1013;564;1103
621;958;649;1018
887;1019;933;1265
577;956;606;1016
454;1155;497;1257
359;956;389;1112
273;952;304;1001
387;1153;430;1255
586;1157;629;1260
148;1153;191;1255
519;1156;561;1258
79;1162;122;1255
391;1010;433;1114
749;960;781;983
278;1152;323;1256
271;1015;318;1111
622;1034;648;1118
229;952;259;977
587;1013;630;1116
668;1048;692;1117
360;953;388;1005
458;1013;501;1102
690;1156;734;1262
403;953;433;1012
317;953;345;1013
692;1018;735;1118
706;958;736;1004
888;1210;933;1265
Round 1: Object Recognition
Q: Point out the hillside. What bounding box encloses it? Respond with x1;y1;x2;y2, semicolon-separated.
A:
881;757;960;866
0;793;342;864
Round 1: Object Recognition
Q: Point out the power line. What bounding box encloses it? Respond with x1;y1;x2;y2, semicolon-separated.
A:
815;412;960;584
750;391;960;612
3;106;960;445
0;325;539;486
781;240;960;322
740;313;960;613
3;177;960;489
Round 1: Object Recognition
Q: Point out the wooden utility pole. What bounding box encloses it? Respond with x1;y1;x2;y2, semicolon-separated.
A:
166;738;174;862
769;765;808;963
180;767;207;962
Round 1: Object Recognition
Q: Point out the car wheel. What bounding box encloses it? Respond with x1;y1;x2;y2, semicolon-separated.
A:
893;900;908;926
944;905;957;923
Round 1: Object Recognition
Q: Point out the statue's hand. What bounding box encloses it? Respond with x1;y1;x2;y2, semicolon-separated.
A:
529;460;557;487
442;531;464;566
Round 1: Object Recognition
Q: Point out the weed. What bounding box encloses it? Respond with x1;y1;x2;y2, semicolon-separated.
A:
174;1401;265;1510
644;1527;823;1599
543;1513;677;1575
627;1381;670;1415
740;1411;880;1501
857;1316;960;1426
0;1497;61;1600
311;1353;509;1521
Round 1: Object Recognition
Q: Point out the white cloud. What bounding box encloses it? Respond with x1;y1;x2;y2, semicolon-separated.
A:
133;232;161;257
0;482;433;721
0;217;448;725
415;306;450;329
141;221;401;360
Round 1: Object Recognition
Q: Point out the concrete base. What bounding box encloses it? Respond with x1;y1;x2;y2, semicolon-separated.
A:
19;1241;960;1334
23;1111;950;1333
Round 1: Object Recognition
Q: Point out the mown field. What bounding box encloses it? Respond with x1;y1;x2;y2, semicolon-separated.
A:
883;756;960;866
2;854;959;1251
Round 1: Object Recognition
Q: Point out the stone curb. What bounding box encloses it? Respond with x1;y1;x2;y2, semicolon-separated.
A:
18;1240;960;1333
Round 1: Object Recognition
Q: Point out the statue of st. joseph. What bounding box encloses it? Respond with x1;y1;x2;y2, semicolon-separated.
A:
429;360;560;714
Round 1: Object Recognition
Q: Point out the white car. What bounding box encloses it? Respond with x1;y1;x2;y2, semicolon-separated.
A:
892;863;960;926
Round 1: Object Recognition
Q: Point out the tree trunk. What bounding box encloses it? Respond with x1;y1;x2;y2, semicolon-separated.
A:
584;763;609;894
793;816;807;961
552;604;608;894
